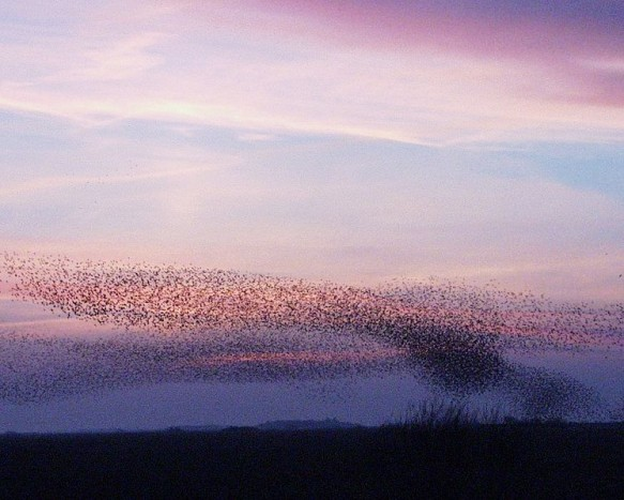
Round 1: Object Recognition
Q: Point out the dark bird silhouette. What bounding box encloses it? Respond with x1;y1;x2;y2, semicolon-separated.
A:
0;251;621;420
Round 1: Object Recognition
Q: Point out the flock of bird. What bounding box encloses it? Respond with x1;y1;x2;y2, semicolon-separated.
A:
1;252;622;419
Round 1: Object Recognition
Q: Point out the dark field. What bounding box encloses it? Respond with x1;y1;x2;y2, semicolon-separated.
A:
1;422;623;499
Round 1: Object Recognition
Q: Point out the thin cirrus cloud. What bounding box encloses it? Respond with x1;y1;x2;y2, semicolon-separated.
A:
0;0;622;303
0;0;622;145
243;0;624;58
185;0;624;141
0;166;213;204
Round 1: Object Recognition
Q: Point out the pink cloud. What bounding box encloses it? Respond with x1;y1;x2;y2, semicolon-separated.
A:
183;0;624;111
238;1;624;61
561;66;624;108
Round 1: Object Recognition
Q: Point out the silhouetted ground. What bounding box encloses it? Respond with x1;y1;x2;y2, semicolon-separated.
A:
0;422;623;498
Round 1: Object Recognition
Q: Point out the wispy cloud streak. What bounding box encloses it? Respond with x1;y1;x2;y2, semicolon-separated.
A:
0;166;211;203
0;0;621;145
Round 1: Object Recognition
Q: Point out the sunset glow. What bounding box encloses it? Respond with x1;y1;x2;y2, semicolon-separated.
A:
0;0;622;430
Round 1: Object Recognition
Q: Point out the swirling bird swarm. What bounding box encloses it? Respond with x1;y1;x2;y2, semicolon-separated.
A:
1;253;622;419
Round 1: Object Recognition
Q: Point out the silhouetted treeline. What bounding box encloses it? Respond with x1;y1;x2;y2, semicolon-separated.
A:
0;423;623;498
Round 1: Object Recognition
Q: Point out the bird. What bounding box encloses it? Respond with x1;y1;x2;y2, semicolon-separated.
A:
0;250;621;420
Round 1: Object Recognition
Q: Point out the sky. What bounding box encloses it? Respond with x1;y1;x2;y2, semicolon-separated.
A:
0;1;623;431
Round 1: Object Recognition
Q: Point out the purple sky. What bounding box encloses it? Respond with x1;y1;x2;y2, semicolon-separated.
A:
0;0;622;431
